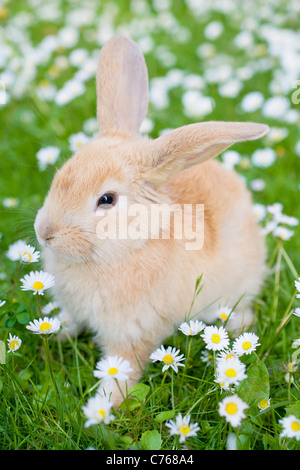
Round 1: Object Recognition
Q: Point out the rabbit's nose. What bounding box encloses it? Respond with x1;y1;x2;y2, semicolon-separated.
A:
34;214;57;246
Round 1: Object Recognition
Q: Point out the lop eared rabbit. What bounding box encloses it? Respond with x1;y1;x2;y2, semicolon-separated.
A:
35;36;269;406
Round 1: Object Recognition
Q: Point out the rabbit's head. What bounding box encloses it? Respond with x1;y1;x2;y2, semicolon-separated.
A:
34;36;269;265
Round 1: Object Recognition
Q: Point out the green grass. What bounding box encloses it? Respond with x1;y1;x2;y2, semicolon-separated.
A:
0;0;300;451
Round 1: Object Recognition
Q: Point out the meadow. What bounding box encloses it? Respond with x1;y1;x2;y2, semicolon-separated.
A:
0;0;299;451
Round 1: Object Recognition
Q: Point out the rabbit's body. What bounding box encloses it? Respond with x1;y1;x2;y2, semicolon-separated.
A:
35;36;268;406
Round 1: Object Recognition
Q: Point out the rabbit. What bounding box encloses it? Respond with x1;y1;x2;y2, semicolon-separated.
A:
34;35;269;407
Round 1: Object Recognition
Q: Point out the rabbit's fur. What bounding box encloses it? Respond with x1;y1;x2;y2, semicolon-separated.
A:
34;36;269;406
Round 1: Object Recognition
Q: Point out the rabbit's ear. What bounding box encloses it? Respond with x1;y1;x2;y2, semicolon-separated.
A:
96;35;149;136
144;121;269;185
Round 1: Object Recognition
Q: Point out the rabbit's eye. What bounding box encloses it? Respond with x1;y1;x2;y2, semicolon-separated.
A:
97;193;118;208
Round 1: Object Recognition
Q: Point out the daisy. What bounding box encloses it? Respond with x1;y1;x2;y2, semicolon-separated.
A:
292;338;300;348
178;320;206;336
2;197;19;208
293;308;300;318
0;300;6;308
6;240;27;261
216;357;247;387
42;301;59;315
258;398;271;412
7;333;22;353
279;415;300;441
6;241;40;263
20;270;55;295
36;146;60;171
240;91;264;113
69;132;90;152
251;148;276;168
150;345;185;373
201;325;230;351
273;226;294;241
216;306;235;323
232;332;260;356
20;244;40;264
165;413;200;443
216;349;240;362
93;355;133;385
252;203;267;222
294;278;300;299
218;394;248;427
82;393;115;428
26;316;61;335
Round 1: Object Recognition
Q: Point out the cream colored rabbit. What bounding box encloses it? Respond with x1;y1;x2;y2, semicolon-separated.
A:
34;36;268;406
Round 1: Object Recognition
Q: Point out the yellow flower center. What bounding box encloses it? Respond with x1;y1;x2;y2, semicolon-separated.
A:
40;322;52;332
211;334;221;343
179;425;191;435
242;341;252;350
226;354;234;360
225;368;237;378
22;252;32;262
163;354;174;365
225;403;238;415
220;313;228;320
9;340;19;350
33;281;44;291
108;367;118;375
98;409;106;419
258;399;269;409
291;421;300;432
190;329;193;334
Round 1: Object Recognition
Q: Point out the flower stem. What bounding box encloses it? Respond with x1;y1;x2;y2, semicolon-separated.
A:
43;336;59;395
10;263;23;300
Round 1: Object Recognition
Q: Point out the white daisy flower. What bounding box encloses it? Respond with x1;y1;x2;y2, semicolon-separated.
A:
221;150;241;170
292;338;300;348
250;178;266;192
93;356;133;385
20;270;55;295
7;333;22;353
26;316;61;335
240;91;264;113
216;349;240;362
279;415;300;441
36;146;60;171
251;148;276;168
150;345;185;373
20;244;40;264
295;278;300;299
273;226;294;241
252;203;267;222
216;306;235;323
0;300;6;308
201;325;230;351
216;357;247;387
293;308;300;318
258;398;271;412
218;394;248;427
232;332;260;356
214;377;232;393
69;132;90;152
82;393;115;428
3;197;19;208
41;301;59;315
178;320;206;336
165;413;200;443
262;96;290;120
7;241;40;263
6;240;27;261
